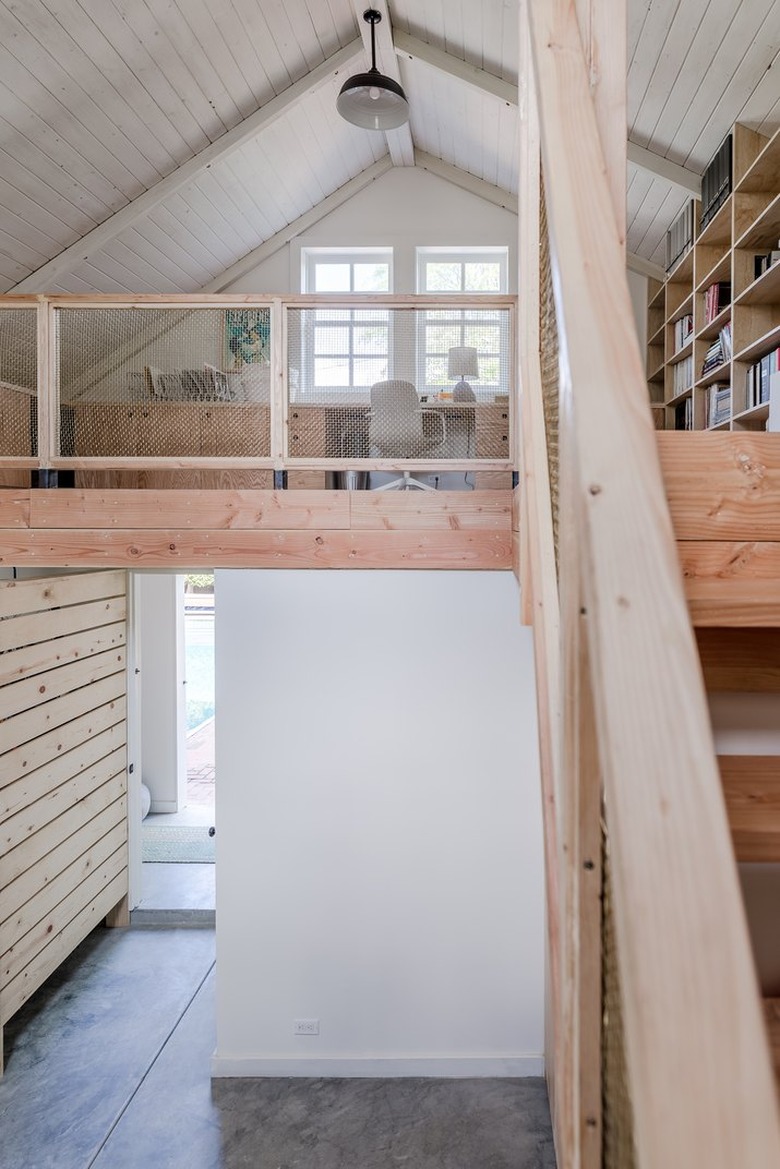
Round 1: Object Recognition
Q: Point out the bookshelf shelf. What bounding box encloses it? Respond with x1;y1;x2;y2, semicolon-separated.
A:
735;260;780;306
698;304;731;340
696;360;731;388
646;121;779;433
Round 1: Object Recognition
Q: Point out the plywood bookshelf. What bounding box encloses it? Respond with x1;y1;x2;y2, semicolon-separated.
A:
647;123;780;432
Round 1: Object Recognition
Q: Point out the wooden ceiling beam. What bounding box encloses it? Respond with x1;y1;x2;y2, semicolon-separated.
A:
628;139;702;196
627;251;666;281
10;39;364;293
394;30;517;107
413;150;518;214
350;1;414;167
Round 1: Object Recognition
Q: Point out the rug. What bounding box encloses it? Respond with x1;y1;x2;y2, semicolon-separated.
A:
141;824;215;864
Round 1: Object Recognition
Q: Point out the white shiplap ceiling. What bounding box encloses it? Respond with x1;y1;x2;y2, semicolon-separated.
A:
0;0;777;293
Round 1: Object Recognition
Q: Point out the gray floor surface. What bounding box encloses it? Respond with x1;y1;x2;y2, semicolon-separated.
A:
0;924;556;1169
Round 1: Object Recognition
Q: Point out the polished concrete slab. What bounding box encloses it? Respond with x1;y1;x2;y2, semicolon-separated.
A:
136;860;216;915
0;924;556;1169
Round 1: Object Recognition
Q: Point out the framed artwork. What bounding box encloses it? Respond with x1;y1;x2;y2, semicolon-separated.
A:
225;309;270;370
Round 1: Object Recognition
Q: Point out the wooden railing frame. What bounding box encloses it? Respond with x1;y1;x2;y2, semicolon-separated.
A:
0;293;516;476
522;0;780;1167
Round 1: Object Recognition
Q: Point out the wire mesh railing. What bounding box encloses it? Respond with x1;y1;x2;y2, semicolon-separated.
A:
0;296;515;481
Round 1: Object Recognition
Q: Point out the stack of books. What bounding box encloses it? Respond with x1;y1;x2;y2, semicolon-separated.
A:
704;281;731;323
708;383;731;427
673;354;693;396
746;347;780;409
754;243;780;280
701;134;732;229
674;313;693;351
665;199;696;272
701;328;730;378
674;398;693;431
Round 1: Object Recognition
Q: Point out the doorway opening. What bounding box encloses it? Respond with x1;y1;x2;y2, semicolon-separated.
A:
134;572;215;917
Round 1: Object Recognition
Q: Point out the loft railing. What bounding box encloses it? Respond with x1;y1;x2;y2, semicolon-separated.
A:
519;2;780;1168
0;294;515;479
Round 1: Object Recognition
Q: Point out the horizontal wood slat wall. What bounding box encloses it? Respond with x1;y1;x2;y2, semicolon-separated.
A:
719;756;780;863
0;490;513;570
0;570;128;1075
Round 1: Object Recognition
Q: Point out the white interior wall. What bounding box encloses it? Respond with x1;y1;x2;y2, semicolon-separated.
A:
138;574;186;814
213;569;544;1078
627;268;648;352
221;168;519;294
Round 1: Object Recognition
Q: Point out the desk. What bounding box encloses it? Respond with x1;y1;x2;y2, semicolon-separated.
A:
288;400;509;459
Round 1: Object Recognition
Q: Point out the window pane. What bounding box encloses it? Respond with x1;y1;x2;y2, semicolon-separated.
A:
465;324;500;351
426;309;461;321
354;358;388;385
464;262;501;292
314;357;350;386
479;357;500;383
314;263;350;292
354;325;388;355
354;263;390;292
424;262;462;292
314;326;350;354
426;356;449;386
426;325;462;353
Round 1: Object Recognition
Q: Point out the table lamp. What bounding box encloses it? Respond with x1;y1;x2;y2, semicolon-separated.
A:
448;346;478;401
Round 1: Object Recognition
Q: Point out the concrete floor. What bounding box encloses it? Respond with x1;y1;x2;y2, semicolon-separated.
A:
0;924;557;1169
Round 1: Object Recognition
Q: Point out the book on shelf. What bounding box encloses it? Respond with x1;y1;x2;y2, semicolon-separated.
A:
754;244;780;281
719;322;732;362
704;281;731;323
745;347;780;409
665;198;695;272
701;336;726;376
674;313;694;351
708;382;731;427
700;133;732;229
674;397;694;431
673;354;693;395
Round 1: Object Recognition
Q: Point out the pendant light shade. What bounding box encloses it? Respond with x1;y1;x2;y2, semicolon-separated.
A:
337;9;409;131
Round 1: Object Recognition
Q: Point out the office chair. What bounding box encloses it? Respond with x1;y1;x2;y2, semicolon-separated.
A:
368;379;447;490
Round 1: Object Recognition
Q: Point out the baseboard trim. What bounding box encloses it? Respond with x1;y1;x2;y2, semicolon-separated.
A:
148;800;179;814
210;1055;544;1079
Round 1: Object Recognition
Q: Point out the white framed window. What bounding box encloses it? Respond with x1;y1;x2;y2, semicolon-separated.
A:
416;248;509;398
300;248;393;394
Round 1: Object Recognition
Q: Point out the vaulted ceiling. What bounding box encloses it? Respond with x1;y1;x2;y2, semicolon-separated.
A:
0;0;777;294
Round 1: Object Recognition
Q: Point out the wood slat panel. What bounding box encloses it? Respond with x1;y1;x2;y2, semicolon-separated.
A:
680;543;780;626
2;647;126;721
719;756;780;863
0;817;126;949
0;595;126;654
659;433;780;541
0;529;512;570
3;671;126;754
0;493;30;528
764;999;780;1098
0;869;127;1026
28;489;352;530
0;570;126;619
2;746;125;849
0;697;125;789
697;630;780;691
0;622;126;688
349;491;511;530
689;589;780;628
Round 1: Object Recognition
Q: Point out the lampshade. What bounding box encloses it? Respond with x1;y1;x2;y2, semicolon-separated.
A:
337;10;409;131
447;346;479;380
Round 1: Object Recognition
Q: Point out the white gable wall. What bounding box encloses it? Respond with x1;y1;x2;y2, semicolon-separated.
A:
220;167;519;294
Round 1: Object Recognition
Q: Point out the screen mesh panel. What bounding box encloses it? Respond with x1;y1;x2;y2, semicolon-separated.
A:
0;308;37;457
539;176;560;567
286;305;511;461
57;307;271;459
602;818;637;1168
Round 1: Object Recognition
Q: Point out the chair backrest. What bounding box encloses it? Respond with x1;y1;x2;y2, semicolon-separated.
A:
369;380;423;455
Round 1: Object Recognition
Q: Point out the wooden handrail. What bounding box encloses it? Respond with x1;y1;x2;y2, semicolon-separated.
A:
523;0;780;1166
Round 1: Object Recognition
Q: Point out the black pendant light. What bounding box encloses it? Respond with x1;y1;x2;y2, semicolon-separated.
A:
337;9;409;130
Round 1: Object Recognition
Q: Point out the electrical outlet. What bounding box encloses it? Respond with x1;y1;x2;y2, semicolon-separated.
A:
293;1018;319;1036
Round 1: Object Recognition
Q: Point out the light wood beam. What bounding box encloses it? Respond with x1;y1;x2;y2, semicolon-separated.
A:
202;157;394;292
351;1;414;167
10;40;363;293
628;139;702;197
414;151;518;214
394;30;517;107
627;251;666;281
